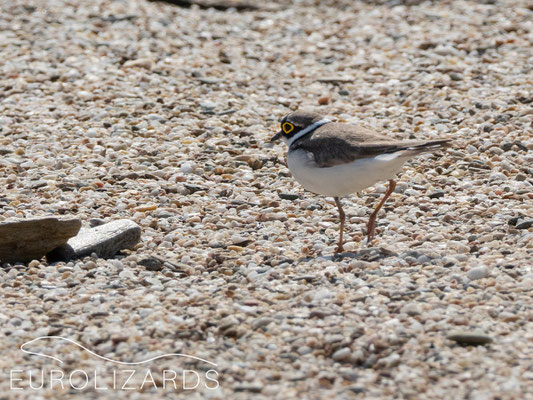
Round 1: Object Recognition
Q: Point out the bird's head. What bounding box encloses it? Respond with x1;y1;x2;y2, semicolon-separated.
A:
270;111;326;145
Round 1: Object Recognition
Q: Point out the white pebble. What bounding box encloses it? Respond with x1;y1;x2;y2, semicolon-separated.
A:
467;266;489;281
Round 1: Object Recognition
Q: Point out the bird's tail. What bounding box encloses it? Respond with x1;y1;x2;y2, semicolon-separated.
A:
406;139;453;152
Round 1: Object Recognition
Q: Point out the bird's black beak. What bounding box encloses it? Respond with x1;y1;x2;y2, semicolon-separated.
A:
270;131;283;142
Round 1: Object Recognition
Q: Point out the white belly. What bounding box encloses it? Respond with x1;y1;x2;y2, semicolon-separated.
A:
286;149;409;197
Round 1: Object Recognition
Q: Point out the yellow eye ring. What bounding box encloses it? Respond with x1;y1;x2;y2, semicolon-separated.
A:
282;122;294;134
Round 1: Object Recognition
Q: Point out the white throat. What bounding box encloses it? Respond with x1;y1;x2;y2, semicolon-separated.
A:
284;118;332;147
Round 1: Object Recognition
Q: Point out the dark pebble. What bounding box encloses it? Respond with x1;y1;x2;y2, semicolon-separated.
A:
501;142;513;151
139;256;164;271
429;191;445;199
448;330;493;346
279;193;299;201
508;216;519;226
516;219;533;229
449;72;463;81
184;183;208;193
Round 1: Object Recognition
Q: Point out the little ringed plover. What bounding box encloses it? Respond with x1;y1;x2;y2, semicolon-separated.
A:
270;110;452;253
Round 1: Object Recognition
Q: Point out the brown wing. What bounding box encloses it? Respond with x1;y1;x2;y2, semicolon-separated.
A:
290;123;452;168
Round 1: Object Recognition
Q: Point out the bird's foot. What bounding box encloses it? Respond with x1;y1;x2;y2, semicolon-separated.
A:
334;244;345;254
363;235;375;248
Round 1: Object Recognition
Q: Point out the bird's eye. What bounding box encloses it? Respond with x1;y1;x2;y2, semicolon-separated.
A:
282;122;294;134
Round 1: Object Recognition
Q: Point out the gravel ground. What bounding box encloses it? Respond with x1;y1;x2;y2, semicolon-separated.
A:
1;0;532;399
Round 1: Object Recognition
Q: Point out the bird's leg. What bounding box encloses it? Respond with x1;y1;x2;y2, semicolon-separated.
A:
334;196;345;253
366;179;396;243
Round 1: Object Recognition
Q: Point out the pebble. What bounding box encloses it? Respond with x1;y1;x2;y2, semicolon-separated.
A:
467;266;489;281
313;288;334;302
331;347;351;362
400;303;422;316
278;193;299;201
234;383;263;393
515;219;533;230
448;330;493;346
122;58;153;70
139;256;164;271
428;191;445;199
297;346;313;356
119;270;136;280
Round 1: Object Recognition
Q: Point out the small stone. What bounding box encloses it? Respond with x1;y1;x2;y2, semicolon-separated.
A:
119;269;136;280
252;317;275;330
332;347;351;361
317;76;355;83
200;101;216;112
338;89;350;96
122;58;153;70
197;77;221;85
347;386;365;394
449;72;463;81
400;302;421;316
467;266;489;280
429;191;445;199
180;162;194;174
318;96;330;105
279;193;299;201
501;142;513;151
313;288;333;301
516;219;533;230
466;144;477;154
234;383;263;393
89;218;106;227
28;180;47;189
297;346;313;355
135;204;157;212
184;183;208;193
448;330;493;346
139;257;164;271
508;216;520;226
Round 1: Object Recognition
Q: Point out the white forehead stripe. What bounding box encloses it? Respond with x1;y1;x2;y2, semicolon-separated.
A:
288;118;332;146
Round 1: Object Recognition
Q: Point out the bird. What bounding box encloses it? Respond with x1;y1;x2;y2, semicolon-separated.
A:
270;110;452;254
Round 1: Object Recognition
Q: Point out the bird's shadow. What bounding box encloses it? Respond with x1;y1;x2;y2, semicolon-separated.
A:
299;247;398;263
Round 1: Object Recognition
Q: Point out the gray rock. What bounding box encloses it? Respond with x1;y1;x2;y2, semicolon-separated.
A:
278;192;299;201
467;266;489;280
516;219;533;230
332;347;351;361
197;77;221;85
428;190;445;199
48;219;141;261
234;383;263;393
401;302;422;316
184;183;208;193
448;330;493;346
139;256;164;271
0;217;81;264
297;346;313;355
317;76;355;83
251;317;275;330
27;180;47;189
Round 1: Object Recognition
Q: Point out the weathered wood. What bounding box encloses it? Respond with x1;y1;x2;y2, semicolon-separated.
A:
48;219;142;261
0;217;81;264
